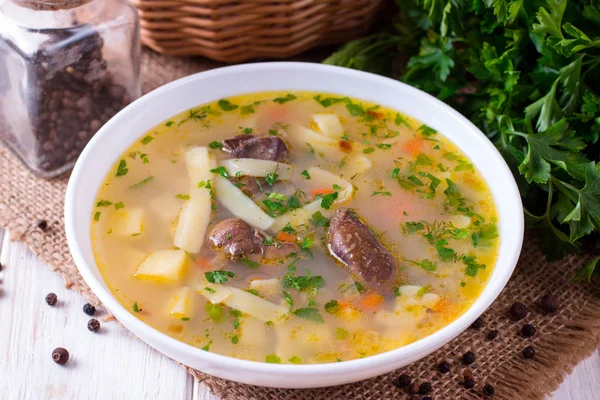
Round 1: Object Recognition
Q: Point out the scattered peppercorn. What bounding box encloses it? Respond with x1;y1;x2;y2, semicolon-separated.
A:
83;303;96;316
419;382;432;394
87;318;100;332
540;294;558;313
483;383;495;396
37;219;48;231
462;351;476;365
408;382;420;394
470;316;484;329
437;360;451;373
487;329;499;340
523;346;535;359
464;376;476;389
521;324;536;338
52;347;69;365
394;373;412;388
510;302;528;320
45;293;58;306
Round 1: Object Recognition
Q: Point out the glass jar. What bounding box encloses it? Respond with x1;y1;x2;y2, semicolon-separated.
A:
0;0;141;178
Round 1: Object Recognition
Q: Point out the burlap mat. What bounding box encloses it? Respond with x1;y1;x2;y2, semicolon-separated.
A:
2;49;600;400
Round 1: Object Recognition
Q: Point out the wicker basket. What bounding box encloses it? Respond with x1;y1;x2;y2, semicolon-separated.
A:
132;0;385;63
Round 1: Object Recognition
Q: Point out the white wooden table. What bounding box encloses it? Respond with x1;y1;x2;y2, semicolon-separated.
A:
0;230;597;400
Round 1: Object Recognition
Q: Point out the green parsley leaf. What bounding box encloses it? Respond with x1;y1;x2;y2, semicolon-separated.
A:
218;99;238;111
115;160;129;177
435;239;456;261
273;94;297;104
324;300;339;314
282;291;294;309
301;170;311;179
114;202;125;210
265;354;281;363
210;166;230;179
96;199;113;207
293;307;325;323
175;194;190;200
205;303;225;323
336;327;349;340
141;135;153;145
309;211;330;227
240;257;260;269
205;270;235;284
132;302;141;313
288;356;302;364
282;223;297;234
209;141;223;149
93;211;101;221
317;191;338;209
265;171;279;186
129;176;153;189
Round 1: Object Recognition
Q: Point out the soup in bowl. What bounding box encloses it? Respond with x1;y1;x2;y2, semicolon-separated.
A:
65;63;523;388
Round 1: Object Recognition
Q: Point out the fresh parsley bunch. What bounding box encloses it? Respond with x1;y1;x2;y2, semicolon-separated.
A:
325;0;600;272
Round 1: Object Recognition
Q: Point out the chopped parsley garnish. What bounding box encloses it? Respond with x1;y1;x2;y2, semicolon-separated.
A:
288;356;302;364
175;194;190;200
262;236;278;247
309;211;330;227
471;223;499;247
210;166;230;179
346;102;365;116
411;259;437;271
336;328;349;340
241;127;253;134
393;287;401;297
293;307;325;323
231;335;239;344
240;257;260;269
208;141;223;149
93;211;101;221
435;239;456;261
132;302;141;313
324;300;339;314
376;143;392;150
180;317;190;321
363;147;375;154
282;291;293;309
129;176;154;189
240;104;255;115
301;170;311;180
354;281;366;293
265;354;281;363
462;255;486;277
140;135;153;145
245;289;259;296
204;287;216;294
205;303;225;323
283;269;325;292
282;223;296;234
265;170;279;186
268;192;286;201
287;195;301;209
96;199;113;207
115;160;129;177
394;113;408;126
418;124;437;136
218;99;238;111
371;191;391;197
316;191;338;209
205;270;235;284
300;237;314;250
273;93;297;104
114;202;125;210
165;121;174;127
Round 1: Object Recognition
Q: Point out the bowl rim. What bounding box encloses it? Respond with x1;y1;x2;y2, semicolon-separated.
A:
65;61;524;382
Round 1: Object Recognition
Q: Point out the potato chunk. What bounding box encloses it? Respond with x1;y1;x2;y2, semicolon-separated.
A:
135;249;187;282
312;113;344;138
169;286;194;318
111;208;144;236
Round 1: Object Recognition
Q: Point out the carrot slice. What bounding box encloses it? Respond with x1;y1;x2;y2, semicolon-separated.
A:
312;187;334;199
194;256;212;269
403;138;424;156
359;293;385;312
276;231;296;242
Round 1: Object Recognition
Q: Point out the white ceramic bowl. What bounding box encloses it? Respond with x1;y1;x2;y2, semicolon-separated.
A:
65;62;524;388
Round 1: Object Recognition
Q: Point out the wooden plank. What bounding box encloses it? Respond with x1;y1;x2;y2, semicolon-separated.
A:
0;232;193;400
550;349;600;400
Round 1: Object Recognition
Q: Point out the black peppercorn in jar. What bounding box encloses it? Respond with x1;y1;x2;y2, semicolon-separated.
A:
0;0;140;178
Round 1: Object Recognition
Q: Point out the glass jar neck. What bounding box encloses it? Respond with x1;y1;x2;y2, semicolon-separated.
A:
2;0;105;29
